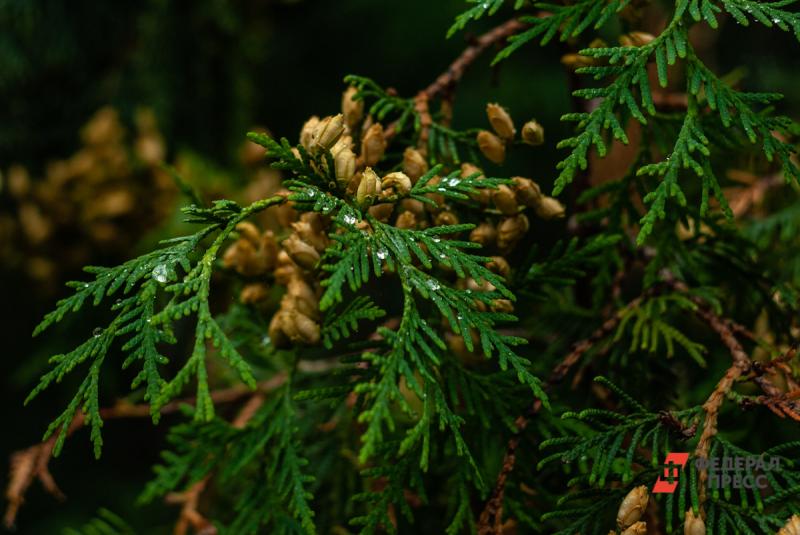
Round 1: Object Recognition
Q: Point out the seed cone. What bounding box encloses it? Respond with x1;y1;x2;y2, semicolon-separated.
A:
619;31;655;47
477;130;506;164
621;521;647;535
381;171;412;197
512;177;543;207
342;86;364;131
779;515;800;535
300;116;320;150
535;196;566;219
283;234;320;270
617;486;649;529
312;114;345;152
361;123;387;166
521;120;545;146
470;223;496;247
357;167;382;208
486;103;515;140
684;510;706;535
497;214;529;251
492;184;518;215
403;147;428;183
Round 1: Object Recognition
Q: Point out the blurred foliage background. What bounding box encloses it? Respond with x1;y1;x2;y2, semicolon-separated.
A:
1;0;800;532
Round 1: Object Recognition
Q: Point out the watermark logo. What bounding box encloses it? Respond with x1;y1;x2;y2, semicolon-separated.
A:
652;452;783;493
652;452;689;493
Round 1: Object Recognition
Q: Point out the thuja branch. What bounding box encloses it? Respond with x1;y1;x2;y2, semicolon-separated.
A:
4;374;288;529
478;282;664;533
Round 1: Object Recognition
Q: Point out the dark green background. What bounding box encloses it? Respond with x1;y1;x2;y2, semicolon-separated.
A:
2;0;800;532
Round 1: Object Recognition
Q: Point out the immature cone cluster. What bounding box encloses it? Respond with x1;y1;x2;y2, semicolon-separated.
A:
477;102;545;163
230;87;568;351
223;212;329;347
0;107;174;289
461;174;563;253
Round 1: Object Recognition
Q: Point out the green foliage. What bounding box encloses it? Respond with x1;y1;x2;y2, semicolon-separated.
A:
63;508;136;535
451;0;800;243
27;197;283;457
140;389;317;534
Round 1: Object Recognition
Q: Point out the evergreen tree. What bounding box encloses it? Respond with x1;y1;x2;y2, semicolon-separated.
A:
11;1;800;533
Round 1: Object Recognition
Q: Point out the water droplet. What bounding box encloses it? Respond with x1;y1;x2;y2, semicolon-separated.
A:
446;177;460;187
261;335;271;346
307;189;316;197
151;264;169;283
438;253;447;260
92;327;103;337
426;279;441;291
343;214;357;226
83;283;90;289
376;248;388;260
432;237;441;243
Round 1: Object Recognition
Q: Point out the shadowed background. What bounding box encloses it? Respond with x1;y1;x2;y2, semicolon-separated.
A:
2;0;799;532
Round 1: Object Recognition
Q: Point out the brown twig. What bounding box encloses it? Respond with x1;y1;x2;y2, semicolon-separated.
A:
384;18;526;144
4;373;287;529
166;391;270;535
421;19;527;101
477;285;662;534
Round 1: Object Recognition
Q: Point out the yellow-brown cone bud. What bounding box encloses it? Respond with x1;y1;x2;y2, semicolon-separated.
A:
381;171;413;197
486;103;516;140
535;196;566;220
619;31;656;47
477;130;506;164
492;184;518;215
684;510;706;535
617;486;649;529
342;86;364;131
334;147;356;187
361;123;387;166
235;222;261;246
512;177;543;207
560;53;595;70
240;283;270;304
283;234;320;270
280;309;321;345
357;167;382;208
778;515;800;535
486;256;510;279
469;223;496;247
300;116;320;150
395;210;418;229
291;220;328;253
621;522;647;535
435;211;459;227
312;114;345;152
368;203;394;222
490;299;514;313
521;120;545;146
497;214;529;251
403;147;428;183
268;313;290;348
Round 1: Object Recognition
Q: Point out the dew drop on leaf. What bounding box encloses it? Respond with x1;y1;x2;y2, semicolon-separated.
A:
152;264;169;283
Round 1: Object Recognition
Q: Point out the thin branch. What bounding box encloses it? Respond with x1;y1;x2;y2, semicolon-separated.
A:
4;374;287;529
478;284;661;534
421;19;526;100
